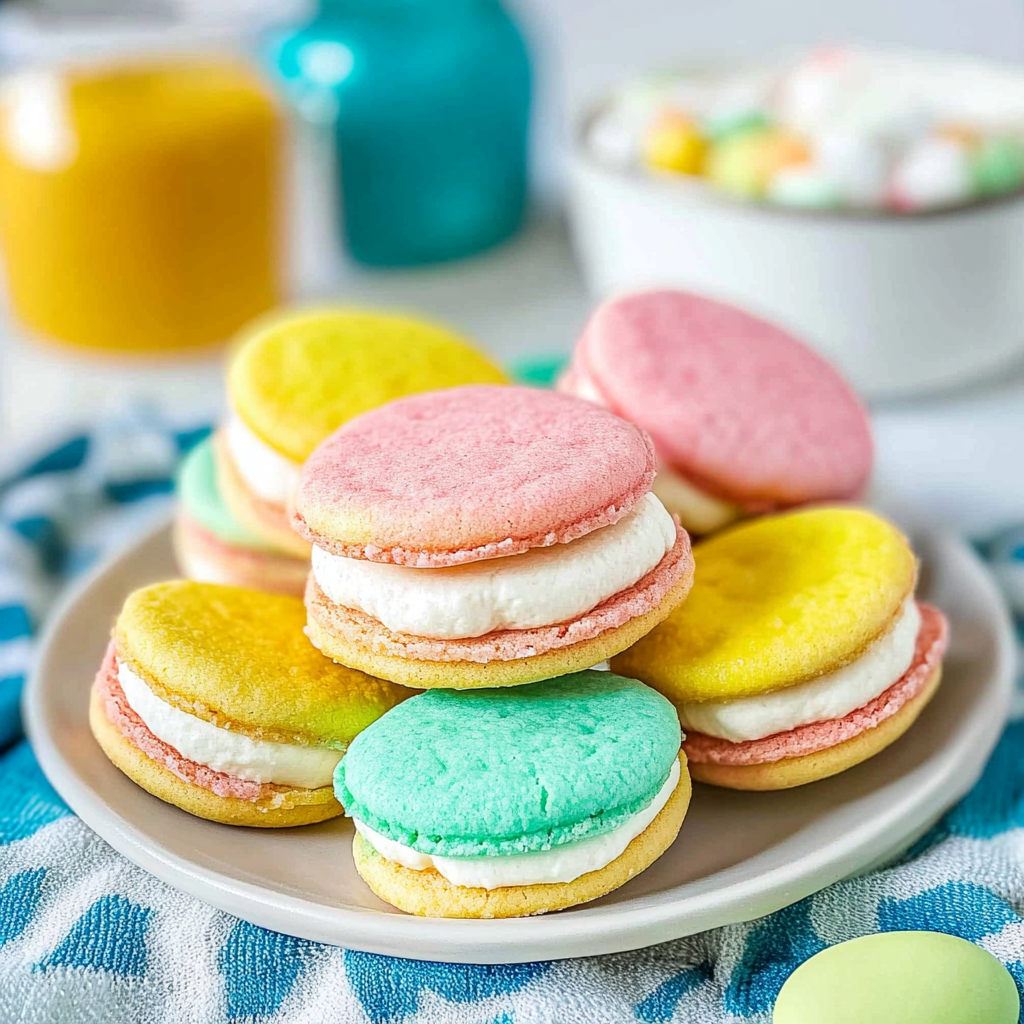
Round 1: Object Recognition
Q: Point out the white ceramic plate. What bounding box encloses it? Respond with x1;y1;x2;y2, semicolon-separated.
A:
24;519;1015;964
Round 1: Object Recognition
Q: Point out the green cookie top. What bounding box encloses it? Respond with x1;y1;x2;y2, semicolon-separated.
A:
773;932;1019;1024
176;438;271;550
335;671;681;858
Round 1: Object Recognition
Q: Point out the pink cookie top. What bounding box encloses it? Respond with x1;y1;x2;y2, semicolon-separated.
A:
685;603;947;766
565;290;873;506
292;385;657;566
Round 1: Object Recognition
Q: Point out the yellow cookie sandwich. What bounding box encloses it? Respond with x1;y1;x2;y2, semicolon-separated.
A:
90;580;410;826
612;507;948;790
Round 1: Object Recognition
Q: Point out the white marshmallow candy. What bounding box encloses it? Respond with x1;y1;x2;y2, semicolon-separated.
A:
891;137;974;209
837;83;933;148
813;127;891;206
777;49;859;133
590;79;675;170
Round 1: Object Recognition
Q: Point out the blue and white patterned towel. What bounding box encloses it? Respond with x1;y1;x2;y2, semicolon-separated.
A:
1;414;1024;1024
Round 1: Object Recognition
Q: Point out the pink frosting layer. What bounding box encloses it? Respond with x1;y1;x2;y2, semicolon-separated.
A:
292;385;657;566
684;603;948;766
176;513;308;596
561;290;873;507
95;641;269;802
177;512;267;564
306;525;694;664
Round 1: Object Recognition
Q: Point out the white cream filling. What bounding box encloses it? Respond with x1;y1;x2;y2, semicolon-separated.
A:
116;660;341;789
225;413;302;506
354;757;681;889
565;367;607;406
177;549;240;587
312;492;677;640
652;464;746;536
562;366;743;536
678;597;921;743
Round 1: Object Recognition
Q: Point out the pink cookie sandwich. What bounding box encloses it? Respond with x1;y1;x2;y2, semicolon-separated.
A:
559;289;873;535
292;384;696;689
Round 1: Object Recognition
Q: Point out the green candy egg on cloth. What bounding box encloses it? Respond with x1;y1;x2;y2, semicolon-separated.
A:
774;931;1019;1024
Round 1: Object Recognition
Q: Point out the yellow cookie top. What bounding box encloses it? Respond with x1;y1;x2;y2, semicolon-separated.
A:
228;307;509;462
611;508;917;703
114;580;411;747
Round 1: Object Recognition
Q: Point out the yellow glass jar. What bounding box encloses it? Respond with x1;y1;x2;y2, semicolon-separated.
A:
0;57;282;352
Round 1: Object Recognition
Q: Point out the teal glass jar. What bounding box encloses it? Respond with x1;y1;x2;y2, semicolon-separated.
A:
269;0;531;267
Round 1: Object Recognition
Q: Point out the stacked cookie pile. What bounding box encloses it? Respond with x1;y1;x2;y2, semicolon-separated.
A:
290;383;696;915
173;306;508;594
90;288;948;920
292;385;693;688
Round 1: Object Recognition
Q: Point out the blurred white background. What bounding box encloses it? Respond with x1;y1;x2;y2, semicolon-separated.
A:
1;0;1023;536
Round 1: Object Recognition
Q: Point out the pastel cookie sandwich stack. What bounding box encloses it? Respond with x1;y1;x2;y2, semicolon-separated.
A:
173;437;308;595
559;290;873;535
613;508;948;790
292;385;696;688
336;671;690;917
90;581;410;826
218;307;508;556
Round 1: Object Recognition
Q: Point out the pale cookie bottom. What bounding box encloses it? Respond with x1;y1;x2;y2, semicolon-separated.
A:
690;666;942;791
215;431;311;559
173;513;309;597
89;687;340;827
352;754;691;918
307;569;694;690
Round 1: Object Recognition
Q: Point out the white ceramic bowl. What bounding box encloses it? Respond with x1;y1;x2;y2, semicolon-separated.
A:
568;56;1024;400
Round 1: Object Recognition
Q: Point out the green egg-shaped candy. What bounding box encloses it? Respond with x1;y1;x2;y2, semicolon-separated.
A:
704;109;771;143
774;932;1019;1024
769;170;844;210
705;130;773;198
974;137;1024;196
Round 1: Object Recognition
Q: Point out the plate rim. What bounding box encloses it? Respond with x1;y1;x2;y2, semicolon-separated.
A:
23;516;1016;964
